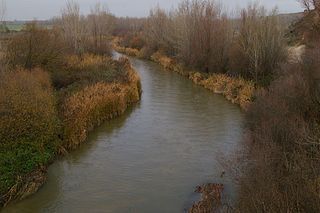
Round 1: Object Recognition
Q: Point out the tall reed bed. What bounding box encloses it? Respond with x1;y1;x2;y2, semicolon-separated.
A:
62;58;141;149
0;55;142;206
0;69;60;203
151;51;255;109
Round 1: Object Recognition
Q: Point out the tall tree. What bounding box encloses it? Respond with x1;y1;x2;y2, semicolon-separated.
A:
298;0;320;11
87;2;115;54
61;0;86;54
0;0;5;24
230;4;286;85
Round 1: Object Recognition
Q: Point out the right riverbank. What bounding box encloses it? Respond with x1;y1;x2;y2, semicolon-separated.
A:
112;4;320;211
113;39;255;110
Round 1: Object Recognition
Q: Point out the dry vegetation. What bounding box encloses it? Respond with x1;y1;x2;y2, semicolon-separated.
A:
150;51;255;109
114;0;288;111
234;5;320;212
0;69;60;204
1;0;320;211
0;0;141;207
115;0;286;86
62;58;141;149
237;43;320;212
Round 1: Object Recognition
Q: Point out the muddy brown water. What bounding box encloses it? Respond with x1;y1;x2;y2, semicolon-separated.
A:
3;52;244;213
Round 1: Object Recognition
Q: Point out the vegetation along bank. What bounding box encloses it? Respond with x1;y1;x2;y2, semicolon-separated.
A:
0;3;141;207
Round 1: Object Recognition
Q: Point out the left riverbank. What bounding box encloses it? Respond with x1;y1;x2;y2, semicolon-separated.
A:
0;24;141;207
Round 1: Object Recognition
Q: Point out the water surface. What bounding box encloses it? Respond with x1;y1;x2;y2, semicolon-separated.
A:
4;53;244;213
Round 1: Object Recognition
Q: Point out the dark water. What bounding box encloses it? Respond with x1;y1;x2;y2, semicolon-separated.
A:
3;53;244;213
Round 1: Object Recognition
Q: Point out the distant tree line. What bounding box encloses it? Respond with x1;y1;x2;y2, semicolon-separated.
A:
116;0;288;86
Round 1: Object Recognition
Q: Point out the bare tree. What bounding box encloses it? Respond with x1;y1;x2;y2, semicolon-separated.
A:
144;6;176;54
298;0;320;11
87;2;115;54
61;0;86;54
299;0;313;11
0;0;5;24
230;4;286;85
0;0;6;68
172;0;231;72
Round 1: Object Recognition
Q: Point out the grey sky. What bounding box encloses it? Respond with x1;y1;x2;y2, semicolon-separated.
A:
6;0;303;21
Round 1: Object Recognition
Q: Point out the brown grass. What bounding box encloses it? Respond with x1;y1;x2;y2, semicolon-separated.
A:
0;68;59;201
151;51;255;109
0;68;58;145
62;64;141;149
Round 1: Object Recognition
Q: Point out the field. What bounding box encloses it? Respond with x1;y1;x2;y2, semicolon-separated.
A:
6;24;24;31
2;22;53;32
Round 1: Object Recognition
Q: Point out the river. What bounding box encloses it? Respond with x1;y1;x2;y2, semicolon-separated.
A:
3;53;244;213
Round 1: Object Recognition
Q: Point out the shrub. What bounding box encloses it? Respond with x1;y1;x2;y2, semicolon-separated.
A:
5;23;65;70
237;48;320;212
229;4;287;86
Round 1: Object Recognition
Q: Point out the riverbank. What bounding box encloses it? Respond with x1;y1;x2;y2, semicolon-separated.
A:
113;39;254;110
2;51;245;212
0;56;141;208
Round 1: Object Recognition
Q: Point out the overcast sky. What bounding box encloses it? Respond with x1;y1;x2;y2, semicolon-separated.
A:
5;0;303;21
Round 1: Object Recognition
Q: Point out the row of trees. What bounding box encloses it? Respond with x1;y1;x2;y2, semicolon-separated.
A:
4;0;116;70
59;0;115;55
120;0;287;85
143;1;232;73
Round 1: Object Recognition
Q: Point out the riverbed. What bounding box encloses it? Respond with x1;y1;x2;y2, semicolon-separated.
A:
3;53;244;212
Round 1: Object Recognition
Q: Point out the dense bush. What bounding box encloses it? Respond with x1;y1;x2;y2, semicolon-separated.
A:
237;45;320;212
229;5;287;86
0;69;60;196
